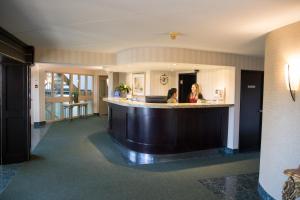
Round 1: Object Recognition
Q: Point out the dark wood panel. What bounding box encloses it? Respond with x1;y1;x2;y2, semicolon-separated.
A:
5;118;26;154
239;70;264;151
1;63;31;164
108;103;229;154
0;27;32;164
0;27;34;64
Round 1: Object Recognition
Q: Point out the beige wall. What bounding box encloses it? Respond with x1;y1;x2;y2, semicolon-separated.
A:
149;71;176;96
117;47;263;68
259;21;300;199
35;48;115;66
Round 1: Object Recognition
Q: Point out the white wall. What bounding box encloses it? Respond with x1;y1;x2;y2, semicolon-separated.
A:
259;21;300;199
31;65;41;123
198;68;235;104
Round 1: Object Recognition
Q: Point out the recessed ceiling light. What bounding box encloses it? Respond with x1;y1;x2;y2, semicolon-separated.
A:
173;63;177;66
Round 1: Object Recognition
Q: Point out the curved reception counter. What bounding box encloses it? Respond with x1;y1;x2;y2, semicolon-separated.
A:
104;98;233;154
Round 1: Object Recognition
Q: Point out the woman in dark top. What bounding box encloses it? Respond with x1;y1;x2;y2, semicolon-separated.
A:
167;88;178;103
188;83;204;103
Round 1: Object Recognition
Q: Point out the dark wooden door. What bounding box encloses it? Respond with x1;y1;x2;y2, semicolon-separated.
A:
239;70;264;151
178;73;197;103
1;62;31;164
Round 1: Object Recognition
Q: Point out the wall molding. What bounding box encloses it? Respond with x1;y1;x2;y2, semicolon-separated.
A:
0;27;34;64
35;47;116;66
35;47;264;70
117;47;264;69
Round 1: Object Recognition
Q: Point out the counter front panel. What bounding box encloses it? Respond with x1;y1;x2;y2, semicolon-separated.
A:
108;102;229;154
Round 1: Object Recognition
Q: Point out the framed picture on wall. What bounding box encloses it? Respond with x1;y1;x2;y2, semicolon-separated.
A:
132;73;145;96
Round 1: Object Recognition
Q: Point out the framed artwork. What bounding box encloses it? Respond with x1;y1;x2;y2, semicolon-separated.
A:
132;73;145;96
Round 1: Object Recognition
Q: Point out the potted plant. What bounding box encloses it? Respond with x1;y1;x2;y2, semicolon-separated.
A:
115;83;131;98
72;89;79;103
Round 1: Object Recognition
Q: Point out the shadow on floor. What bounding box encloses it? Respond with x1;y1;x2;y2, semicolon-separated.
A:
88;131;260;172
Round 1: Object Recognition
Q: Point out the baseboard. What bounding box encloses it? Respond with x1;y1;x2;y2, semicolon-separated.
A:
222;147;239;155
257;183;276;200
33;121;46;128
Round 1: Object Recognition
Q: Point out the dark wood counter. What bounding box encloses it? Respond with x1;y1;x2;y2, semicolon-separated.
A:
107;100;230;154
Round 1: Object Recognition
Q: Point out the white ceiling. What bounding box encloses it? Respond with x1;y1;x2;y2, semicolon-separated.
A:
1;0;300;56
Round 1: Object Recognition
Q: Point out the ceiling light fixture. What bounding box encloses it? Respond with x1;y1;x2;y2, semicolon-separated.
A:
169;32;181;40
286;63;300;102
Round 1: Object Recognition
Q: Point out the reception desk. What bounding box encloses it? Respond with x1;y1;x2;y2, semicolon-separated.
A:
104;98;233;154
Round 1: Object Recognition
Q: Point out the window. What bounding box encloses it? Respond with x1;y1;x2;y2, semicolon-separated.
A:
45;72;52;97
87;76;93;96
45;72;94;121
54;103;62;120
53;73;62;97
63;74;70;97
87;100;93;115
45;102;52;121
73;74;79;92
80;75;86;96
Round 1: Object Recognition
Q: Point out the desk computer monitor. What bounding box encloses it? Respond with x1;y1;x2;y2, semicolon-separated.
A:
145;96;167;103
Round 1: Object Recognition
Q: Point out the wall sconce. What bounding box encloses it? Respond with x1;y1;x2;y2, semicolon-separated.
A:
285;64;300;101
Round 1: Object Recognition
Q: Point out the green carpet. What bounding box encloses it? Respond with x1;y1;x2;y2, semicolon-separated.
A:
0;117;260;200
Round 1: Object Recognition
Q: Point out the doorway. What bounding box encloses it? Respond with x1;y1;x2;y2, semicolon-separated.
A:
99;76;108;115
239;70;264;151
178;73;197;103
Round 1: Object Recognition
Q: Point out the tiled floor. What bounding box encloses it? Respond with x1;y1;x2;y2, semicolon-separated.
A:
199;173;260;200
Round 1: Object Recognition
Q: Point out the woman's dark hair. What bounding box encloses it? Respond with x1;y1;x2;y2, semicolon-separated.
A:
167;88;177;99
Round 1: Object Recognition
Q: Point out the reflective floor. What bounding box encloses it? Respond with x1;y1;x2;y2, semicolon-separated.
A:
115;139;223;165
112;138;259;166
199;173;260;200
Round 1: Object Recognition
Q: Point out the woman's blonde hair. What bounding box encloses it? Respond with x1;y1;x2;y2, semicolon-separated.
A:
191;83;200;95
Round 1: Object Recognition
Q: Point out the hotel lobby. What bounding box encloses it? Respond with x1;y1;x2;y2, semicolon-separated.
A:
0;1;300;200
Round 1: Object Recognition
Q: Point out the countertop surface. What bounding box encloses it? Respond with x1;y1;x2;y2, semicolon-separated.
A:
103;97;234;109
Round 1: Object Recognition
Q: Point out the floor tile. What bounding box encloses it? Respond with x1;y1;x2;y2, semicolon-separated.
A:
199;173;260;200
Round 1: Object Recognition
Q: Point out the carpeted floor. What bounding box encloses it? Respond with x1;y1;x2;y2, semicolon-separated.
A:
0;116;260;200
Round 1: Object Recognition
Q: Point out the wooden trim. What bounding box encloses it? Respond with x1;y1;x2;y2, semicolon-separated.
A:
0;27;34;64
